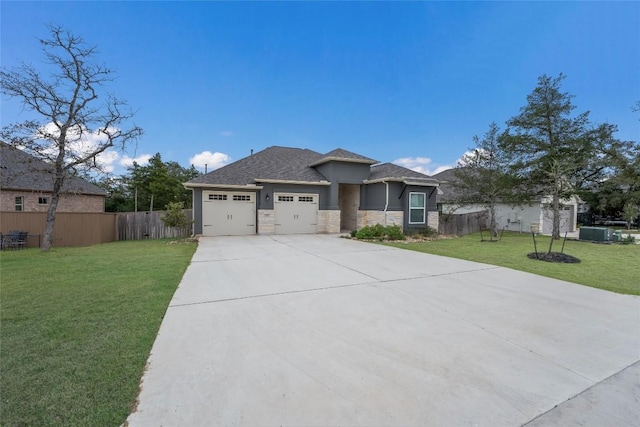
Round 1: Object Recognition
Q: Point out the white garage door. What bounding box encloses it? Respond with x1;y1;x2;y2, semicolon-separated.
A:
542;206;574;235
202;191;256;236
274;193;318;234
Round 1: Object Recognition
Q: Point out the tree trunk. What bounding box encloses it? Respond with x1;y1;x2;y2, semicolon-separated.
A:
42;191;61;251
489;202;498;239
552;190;561;240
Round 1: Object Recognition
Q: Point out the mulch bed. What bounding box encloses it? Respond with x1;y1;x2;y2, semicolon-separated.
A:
527;252;581;263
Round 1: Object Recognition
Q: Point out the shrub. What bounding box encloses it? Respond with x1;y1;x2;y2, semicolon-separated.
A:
161;202;191;228
409;226;438;238
355;224;405;241
621;234;636;245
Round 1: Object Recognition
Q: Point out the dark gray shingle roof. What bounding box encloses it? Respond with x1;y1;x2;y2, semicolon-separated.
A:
0;142;106;195
309;148;378;166
186;146;329;186
369;162;436;182
431;168;460;202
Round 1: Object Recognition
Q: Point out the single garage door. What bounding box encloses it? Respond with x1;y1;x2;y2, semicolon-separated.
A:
202;191;256;236
274;193;318;234
542;206;574;235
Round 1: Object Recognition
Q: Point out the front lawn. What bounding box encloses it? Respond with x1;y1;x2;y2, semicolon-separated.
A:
0;239;197;426
386;232;639;295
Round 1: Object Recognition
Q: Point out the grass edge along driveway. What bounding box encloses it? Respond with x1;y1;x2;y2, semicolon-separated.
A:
385;231;639;295
0;239;197;427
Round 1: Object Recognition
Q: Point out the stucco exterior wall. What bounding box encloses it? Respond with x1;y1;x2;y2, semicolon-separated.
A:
1;190;104;213
439;200;578;234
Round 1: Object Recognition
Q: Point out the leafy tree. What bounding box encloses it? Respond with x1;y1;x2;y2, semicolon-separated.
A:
454;122;519;238
0;25;142;250
93;175;135;212
622;202;639;230
161;201;192;229
502;74;620;239
128;153;199;211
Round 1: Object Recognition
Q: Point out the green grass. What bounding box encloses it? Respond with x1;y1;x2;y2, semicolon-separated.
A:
0;239;197;426
386;232;639;295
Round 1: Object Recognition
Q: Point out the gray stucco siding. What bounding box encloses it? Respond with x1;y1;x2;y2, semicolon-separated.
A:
402;185;438;231
259;184;329;210
316;162;371;209
192;188;203;234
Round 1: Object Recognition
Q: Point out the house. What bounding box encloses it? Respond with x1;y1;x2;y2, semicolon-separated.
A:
0;142;106;213
433;168;579;235
184;146;439;236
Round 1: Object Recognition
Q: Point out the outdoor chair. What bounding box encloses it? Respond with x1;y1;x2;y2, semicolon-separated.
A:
1;230;28;250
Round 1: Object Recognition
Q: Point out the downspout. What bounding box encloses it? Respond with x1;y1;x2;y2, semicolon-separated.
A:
383;180;389;226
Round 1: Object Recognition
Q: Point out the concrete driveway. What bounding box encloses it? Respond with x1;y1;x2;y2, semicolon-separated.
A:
127;235;639;426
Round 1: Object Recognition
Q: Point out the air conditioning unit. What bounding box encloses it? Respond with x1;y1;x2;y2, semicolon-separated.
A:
579;227;612;242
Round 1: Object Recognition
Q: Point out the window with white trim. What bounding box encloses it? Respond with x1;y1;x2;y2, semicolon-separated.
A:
409;192;426;224
209;194;227;201
298;196;314;202
233;195;251;201
15;196;23;211
38;197;48;205
278;195;294;202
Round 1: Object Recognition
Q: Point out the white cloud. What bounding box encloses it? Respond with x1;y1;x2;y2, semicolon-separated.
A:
219;130;234;137
120;154;152;168
189;151;231;171
393;156;453;176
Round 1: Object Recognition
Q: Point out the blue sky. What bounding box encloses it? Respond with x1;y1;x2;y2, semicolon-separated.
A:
2;1;639;176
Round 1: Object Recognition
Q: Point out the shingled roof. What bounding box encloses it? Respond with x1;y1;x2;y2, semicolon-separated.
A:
308;148;377;167
185;146;329;187
430;168;460;202
0;142;106;196
368;162;438;185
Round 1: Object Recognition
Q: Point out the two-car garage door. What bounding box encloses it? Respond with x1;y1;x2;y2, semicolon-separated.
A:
202;191;256;236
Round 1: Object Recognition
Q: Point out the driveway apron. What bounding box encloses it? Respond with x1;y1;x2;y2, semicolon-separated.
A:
127;235;640;426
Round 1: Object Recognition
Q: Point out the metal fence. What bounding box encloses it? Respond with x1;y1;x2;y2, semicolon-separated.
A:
439;210;488;236
0;211;116;247
1;209;192;248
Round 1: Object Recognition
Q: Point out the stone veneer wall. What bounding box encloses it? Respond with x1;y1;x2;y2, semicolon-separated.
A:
427;211;439;231
1;190;104;212
317;210;341;234
357;210;404;231
257;209;275;234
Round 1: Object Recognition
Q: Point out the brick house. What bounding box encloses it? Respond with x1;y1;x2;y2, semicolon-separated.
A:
0;142;106;213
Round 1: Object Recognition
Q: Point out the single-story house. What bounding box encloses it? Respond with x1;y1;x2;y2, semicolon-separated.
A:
0;142;106;212
184;146;439;236
433;168;579;235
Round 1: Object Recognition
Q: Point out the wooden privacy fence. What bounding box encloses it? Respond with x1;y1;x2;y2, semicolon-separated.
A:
115;210;192;241
439;210;488;236
0;212;116;247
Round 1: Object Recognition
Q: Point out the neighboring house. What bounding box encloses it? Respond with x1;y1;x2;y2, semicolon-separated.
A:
433;168;579;235
0;142;106;213
184;146;439;236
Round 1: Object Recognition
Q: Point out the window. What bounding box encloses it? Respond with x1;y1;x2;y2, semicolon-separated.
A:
278;195;294;202
409;192;425;224
298;196;314;202
15;196;23;212
209;194;227;201
233;195;251;201
38;197;48;205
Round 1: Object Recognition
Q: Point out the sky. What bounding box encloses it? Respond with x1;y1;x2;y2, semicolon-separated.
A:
1;1;639;177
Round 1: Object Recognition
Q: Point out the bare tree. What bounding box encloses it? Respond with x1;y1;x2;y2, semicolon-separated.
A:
1;25;142;250
454;123;520;239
